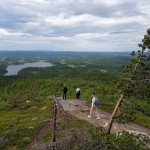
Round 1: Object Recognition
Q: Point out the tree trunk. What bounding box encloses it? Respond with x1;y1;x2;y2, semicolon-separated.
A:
107;48;144;133
107;94;124;133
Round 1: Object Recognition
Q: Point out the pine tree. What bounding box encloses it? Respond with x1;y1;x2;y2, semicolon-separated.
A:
107;28;150;133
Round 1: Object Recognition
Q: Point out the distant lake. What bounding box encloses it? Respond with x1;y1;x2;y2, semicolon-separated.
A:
5;62;53;76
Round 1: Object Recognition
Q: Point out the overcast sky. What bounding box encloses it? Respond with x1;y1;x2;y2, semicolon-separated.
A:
0;0;149;51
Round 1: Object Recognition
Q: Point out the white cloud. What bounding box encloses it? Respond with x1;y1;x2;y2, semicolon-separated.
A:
45;15;82;26
0;0;150;51
0;29;10;36
73;32;109;39
93;0;120;6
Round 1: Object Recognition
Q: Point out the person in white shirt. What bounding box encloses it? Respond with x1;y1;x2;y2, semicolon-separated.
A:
76;87;80;100
88;92;100;119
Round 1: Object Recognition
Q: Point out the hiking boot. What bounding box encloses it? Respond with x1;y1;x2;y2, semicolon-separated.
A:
88;115;91;118
96;116;100;119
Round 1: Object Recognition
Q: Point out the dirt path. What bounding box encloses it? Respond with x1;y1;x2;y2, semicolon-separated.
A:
25;120;52;150
26;97;150;149
57;97;150;136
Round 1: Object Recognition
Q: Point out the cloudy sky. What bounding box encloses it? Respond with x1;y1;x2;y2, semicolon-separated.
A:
0;0;149;51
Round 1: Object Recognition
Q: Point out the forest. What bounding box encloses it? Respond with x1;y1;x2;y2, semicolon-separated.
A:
0;41;150;149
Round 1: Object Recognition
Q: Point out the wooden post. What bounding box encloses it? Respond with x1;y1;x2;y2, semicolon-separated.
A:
52;100;57;149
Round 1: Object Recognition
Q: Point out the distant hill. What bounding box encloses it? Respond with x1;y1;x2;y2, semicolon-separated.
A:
0;51;131;57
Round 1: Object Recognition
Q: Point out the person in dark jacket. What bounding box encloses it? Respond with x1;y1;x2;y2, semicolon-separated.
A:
63;85;68;100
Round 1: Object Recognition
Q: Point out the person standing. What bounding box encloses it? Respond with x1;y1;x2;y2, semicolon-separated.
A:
76;87;80;100
88;92;100;119
63;85;68;100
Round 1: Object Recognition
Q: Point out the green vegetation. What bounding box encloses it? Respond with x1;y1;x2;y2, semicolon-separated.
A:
0;51;149;149
0;98;52;150
35;118;150;150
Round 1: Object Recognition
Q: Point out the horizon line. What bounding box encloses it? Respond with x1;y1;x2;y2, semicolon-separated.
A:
0;50;131;53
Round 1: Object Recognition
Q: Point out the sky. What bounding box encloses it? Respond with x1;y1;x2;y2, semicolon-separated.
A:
0;0;150;52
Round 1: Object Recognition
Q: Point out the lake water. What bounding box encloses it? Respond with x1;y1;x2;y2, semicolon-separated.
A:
5;62;53;76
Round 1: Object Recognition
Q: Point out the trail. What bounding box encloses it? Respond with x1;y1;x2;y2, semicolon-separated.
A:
25;120;52;150
57;97;150;136
26;97;150;149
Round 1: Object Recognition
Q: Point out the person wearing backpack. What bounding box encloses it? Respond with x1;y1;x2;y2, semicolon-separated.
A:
63;84;68;100
88;92;100;119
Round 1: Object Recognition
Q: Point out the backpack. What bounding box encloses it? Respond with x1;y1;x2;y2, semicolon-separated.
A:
94;98;100;106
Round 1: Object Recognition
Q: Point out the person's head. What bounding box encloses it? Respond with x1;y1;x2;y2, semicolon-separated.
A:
92;92;96;97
